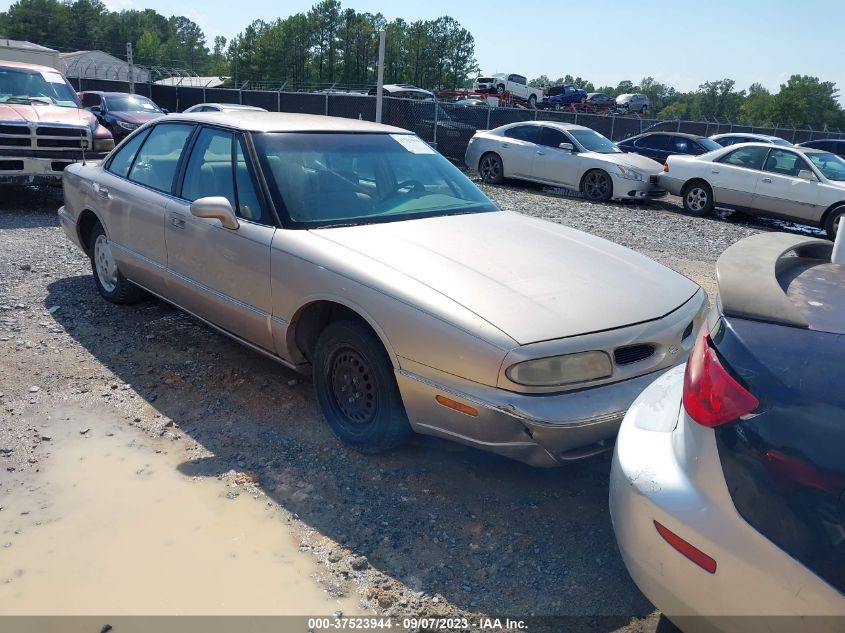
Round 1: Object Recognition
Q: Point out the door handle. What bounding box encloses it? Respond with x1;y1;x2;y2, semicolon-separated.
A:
536;150;544;155
170;216;186;229
501;142;510;148
761;177;772;183
711;169;720;174
93;183;109;198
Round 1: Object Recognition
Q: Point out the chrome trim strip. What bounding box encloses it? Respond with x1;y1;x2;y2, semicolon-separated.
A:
167;269;269;318
109;241;166;269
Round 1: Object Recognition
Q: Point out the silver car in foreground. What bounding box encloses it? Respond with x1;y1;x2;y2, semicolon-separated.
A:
660;142;845;238
60;112;707;466
465;122;666;202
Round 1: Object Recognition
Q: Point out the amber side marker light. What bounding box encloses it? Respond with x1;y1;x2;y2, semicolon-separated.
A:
654;520;717;574
663;163;669;172
435;395;479;417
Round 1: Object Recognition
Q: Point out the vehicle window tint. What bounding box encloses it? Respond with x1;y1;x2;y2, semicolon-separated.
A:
763;149;808;177
538;127;571;149
636;135;670;150
106;128;151;178
513;75;526;85
128;123;193;193
181;127;235;207
82;93;101;108
719;146;769;170
673;137;689;153
504;125;538;143
234;136;267;224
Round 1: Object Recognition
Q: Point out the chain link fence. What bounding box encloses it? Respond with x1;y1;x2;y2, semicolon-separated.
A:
66;77;845;163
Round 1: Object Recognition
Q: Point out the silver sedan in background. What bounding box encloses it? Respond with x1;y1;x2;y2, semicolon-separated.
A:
60;112;707;466
465;122;666;202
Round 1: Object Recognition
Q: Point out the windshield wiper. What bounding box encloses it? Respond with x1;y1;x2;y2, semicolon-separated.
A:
2;95;54;105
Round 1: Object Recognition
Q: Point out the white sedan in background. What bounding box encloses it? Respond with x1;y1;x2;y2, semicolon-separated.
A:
182;103;268;113
660;143;845;237
465;122;666;202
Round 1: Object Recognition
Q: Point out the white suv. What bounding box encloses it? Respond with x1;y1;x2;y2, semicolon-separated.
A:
487;73;544;107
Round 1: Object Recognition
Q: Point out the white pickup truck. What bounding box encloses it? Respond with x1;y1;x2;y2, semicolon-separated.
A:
482;73;544;108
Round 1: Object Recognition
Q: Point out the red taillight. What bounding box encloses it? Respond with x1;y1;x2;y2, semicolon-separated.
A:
662;163;669;172
654;520;717;574
682;329;759;427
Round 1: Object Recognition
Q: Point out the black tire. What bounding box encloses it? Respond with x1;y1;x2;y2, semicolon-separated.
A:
682;180;715;215
824;205;845;240
528;94;537;108
478;152;505;184
313;320;412;454
581;169;613;202
496;84;505;95
88;221;145;304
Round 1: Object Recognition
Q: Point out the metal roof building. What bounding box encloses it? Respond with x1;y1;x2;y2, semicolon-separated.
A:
0;38;60;68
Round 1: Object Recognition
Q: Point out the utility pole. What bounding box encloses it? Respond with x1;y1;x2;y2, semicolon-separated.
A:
375;30;386;124
126;42;135;94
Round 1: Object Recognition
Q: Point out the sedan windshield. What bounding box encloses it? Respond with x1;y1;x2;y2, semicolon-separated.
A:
569;129;621;154
806;152;845;181
105;95;161;113
697;138;723;152
253;132;498;227
0;67;78;107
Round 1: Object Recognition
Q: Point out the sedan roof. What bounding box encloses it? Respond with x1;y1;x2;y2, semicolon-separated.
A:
623;131;708;141
164;111;410;134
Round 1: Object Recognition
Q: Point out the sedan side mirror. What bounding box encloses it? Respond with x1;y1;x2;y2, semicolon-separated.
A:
190;196;239;230
559;142;574;151
797;169;817;182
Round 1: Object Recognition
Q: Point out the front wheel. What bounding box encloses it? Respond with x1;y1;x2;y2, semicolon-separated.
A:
682;181;714;215
824;205;845;240
528;94;537;108
478;152;505;184
313;321;412;454
496;84;505;95
88;221;145;304
582;169;613;202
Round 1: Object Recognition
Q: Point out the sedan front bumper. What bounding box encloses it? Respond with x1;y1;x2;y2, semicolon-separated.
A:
612;172;666;200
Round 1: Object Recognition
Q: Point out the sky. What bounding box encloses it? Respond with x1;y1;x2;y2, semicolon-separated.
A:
3;0;844;97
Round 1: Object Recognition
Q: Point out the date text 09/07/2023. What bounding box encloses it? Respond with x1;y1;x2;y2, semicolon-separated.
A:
307;617;529;630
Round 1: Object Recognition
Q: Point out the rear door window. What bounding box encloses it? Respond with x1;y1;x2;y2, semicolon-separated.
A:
719;145;769;170
504;125;538;143
636;135;671;150
128;123;194;193
763;149;810;177
106;129;151;178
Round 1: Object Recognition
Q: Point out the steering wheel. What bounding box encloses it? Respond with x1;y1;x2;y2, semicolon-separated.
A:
384;179;426;199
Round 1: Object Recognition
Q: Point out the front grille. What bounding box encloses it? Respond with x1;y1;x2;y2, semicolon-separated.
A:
0;137;31;147
36;126;85;137
0;160;24;171
649;174;660;184
37;138;85;148
614;344;656;366
51;161;71;172
0;124;29;135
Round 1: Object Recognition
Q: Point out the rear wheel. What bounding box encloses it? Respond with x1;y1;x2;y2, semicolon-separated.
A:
582;169;613;202
496;84;505;95
682;181;714;215
88;221;145;304
528;94;537;108
313;320;412;454
478;152;504;184
824;205;845;240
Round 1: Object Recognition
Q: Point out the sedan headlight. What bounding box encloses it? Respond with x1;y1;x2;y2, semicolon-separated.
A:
117;121;139;131
615;165;643;181
506;351;612;387
93;138;115;152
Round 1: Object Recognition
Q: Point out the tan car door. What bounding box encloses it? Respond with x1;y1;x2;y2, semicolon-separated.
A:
101;123;194;293
165;127;276;350
709;145;769;208
753;149;822;222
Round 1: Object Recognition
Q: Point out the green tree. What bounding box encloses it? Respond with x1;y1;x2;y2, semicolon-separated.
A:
772;75;842;128
136;30;163;65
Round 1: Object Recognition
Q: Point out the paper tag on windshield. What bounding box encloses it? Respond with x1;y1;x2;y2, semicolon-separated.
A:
391;134;435;154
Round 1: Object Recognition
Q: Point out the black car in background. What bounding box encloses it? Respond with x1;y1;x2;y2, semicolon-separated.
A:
617;131;722;164
709;232;845;596
79;91;166;142
584;92;615;112
799;138;845;159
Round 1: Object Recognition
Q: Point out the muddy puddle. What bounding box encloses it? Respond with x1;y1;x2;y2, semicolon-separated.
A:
0;406;359;619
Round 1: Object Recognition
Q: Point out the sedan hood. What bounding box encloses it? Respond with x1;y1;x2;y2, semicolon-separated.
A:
312;211;699;345
112;111;164;125
607;151;664;172
0;103;97;129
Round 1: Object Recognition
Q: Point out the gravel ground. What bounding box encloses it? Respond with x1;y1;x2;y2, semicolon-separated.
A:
0;182;818;631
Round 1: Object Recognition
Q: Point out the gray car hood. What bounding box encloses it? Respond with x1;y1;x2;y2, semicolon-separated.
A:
312;211;699;345
610;151;664;172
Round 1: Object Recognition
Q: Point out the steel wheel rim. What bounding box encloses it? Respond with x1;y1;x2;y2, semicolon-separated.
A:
94;234;118;292
329;348;377;425
585;172;609;199
686;187;708;212
480;156;500;182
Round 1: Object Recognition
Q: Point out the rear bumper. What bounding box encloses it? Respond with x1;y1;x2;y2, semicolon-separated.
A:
58;206;83;251
610;367;845;629
658;174;686;196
